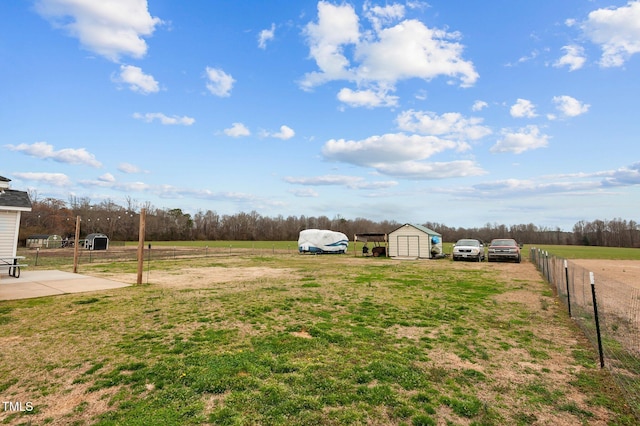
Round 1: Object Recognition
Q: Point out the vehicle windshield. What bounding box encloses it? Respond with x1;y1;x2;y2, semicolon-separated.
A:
456;239;479;247
490;239;516;247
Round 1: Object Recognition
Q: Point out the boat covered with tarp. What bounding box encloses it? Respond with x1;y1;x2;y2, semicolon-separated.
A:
298;229;348;254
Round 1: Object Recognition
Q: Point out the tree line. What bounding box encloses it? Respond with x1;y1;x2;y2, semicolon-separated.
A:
18;193;640;248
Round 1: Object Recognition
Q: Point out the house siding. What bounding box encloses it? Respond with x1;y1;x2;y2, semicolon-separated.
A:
0;210;19;258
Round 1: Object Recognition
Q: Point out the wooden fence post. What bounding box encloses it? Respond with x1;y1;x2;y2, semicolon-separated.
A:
73;215;81;273
136;209;146;285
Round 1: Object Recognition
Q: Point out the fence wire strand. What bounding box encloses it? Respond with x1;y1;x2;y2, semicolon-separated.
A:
531;248;640;418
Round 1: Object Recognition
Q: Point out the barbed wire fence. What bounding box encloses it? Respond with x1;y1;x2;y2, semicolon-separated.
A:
530;248;640;418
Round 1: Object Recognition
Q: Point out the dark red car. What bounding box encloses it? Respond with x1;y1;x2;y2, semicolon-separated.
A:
487;238;521;263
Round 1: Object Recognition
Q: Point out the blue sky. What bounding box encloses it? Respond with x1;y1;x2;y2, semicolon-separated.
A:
2;0;639;230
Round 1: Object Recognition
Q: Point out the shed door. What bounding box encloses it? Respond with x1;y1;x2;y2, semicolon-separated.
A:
93;238;108;250
397;235;419;257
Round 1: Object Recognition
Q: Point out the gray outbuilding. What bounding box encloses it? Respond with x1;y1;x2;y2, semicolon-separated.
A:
85;233;109;250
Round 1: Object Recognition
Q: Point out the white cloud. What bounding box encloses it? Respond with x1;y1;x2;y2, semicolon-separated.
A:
472;100;488;111
289;188;319;198
98;173;116;182
284;174;398;189
118;163;141;173
601;162;640;186
356;20;478;87
374;160;485;179
322;133;459;167
553;45;586;71
581;1;640;67
301;1;478;105
414;89;428;100
491;125;550;154
396;110;491;141
35;0;162;61
12;172;72;186
511;49;540;66
301;1;360;88
466;178;599;198
133;112;195;125
5;141;102;167
510;98;537;118
271;125;295;140
552;95;590;118
114;65;159;94
337;87;398;108
205;67;235;97
258;23;275;49
363;2;405;32
80;178;150;192
224;122;251;137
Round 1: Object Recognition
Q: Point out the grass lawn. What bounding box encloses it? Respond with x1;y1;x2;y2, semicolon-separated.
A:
526;244;640;260
0;253;635;425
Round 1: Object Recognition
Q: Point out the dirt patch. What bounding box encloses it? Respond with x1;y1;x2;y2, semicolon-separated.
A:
100;266;297;289
570;259;640;288
291;330;313;339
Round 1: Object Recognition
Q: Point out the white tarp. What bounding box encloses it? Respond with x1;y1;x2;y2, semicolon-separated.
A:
298;229;348;254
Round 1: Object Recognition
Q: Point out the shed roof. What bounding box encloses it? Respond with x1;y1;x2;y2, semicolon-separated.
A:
86;233;109;239
28;234;53;239
389;223;441;236
0;189;32;211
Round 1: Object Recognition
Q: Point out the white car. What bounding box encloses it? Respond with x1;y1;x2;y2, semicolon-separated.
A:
452;239;485;262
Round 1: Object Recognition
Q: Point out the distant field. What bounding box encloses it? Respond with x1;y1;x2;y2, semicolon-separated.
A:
526;244;640;260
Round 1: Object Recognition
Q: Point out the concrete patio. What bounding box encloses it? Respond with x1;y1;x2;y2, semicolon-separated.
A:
0;270;131;301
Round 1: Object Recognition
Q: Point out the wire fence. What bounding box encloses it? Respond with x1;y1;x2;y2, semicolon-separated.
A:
20;245;299;269
530;248;640;418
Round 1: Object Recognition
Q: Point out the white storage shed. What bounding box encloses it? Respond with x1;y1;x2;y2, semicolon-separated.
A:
388;224;442;259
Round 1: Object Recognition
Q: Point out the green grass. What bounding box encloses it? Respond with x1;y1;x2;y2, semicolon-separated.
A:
0;253;635;425
526;244;640;260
